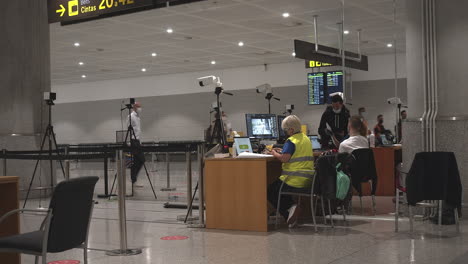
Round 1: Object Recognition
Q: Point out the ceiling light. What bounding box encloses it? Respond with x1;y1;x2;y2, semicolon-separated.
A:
211;61;216;65
387;43;393;48
343;30;350;35
166;28;173;34
74;42;80;47
141;68;147;72
292;52;296;57
78;62;84;66
81;75;86;78
151;52;157;57
238;41;244;47
282;12;290;18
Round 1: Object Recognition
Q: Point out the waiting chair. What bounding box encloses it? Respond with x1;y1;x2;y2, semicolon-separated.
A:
395;152;461;233
349;149;378;214
0;176;99;264
275;171;318;231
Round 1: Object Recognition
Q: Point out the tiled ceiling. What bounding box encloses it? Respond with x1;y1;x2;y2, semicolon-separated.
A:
50;0;406;85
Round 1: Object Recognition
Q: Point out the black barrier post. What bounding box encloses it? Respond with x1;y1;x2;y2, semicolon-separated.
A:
2;149;6;176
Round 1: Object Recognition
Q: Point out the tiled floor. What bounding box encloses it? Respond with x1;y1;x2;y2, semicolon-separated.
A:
13;161;468;264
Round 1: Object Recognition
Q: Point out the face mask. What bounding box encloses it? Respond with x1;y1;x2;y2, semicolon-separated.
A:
136;108;142;114
378;119;383;124
222;116;227;121
360;112;367;119
333;108;342;114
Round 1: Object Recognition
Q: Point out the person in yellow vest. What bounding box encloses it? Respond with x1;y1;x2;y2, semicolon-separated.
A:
267;115;314;227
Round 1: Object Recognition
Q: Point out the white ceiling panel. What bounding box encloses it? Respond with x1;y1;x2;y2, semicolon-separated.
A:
50;0;407;85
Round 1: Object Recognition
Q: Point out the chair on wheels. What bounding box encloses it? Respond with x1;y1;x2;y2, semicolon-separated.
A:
0;176;99;264
349;149;378;215
275;171;318;231
395;152;461;233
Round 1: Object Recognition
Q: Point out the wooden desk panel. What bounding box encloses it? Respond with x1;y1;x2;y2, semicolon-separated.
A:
205;158;281;232
0;176;20;264
359;148;398;196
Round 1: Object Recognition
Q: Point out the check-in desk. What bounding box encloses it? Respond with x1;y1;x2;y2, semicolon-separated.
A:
205;158;281;232
0;176;20;264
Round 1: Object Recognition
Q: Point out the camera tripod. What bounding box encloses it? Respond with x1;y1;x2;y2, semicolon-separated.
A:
265;92;280;114
209;86;233;146
109;105;157;199
23;100;66;208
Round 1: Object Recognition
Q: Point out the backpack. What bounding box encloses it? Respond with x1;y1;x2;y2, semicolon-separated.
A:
336;163;350;200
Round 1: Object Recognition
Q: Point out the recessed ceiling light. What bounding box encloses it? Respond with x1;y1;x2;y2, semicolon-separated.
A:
292;52;296;57
387;43;393;48
74;42;80;47
211;61;216;65
343;30;350;35
141;68;147;72
166;28;173;34
81;75;86;78
282;12;290;18
151;52;157;57
238;41;244;47
78;62;84;66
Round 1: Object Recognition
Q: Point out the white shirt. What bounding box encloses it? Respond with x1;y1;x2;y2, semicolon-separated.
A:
339;135;369;153
128;111;141;140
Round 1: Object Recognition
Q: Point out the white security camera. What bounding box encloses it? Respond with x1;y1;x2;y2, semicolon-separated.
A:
387;97;402;105
256;83;272;94
44;92;56;101
198;75;222;87
286;104;294;111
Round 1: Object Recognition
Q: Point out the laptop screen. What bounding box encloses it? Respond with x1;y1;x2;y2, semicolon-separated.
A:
234;137;253;154
308;135;321;150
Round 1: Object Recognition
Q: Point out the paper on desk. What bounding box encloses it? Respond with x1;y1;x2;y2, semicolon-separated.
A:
237;152;274;158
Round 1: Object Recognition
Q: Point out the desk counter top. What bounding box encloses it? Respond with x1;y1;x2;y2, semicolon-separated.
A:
0;176;19;184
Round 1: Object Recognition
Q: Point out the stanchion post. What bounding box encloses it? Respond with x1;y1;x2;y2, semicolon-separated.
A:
106;149;142;256
161;152;175;191
198;144;205;226
186;150;192;217
2;149;6;176
64;146;70;181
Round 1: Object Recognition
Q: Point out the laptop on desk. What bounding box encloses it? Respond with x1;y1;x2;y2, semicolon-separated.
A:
234;137;253;154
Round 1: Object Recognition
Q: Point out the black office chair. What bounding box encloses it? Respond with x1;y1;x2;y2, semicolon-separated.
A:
395;152;461;233
0;176;99;264
349;149;378;214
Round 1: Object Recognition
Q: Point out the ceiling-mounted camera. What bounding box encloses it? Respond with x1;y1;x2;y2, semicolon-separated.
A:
44;92;57;105
198;75;222;87
387;97;402;105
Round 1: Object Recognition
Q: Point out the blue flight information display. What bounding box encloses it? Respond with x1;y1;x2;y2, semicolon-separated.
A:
326;71;343;104
307;73;325;105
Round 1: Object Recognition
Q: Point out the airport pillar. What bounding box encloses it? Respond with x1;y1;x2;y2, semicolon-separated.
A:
404;0;468;203
0;0;53;198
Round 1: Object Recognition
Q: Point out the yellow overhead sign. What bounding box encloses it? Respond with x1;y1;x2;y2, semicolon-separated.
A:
307;61;333;68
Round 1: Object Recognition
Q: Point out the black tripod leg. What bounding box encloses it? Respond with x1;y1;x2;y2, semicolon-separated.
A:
108;173;118;200
142;163;157;200
184;181;199;223
50;128;66;178
23;127;50;208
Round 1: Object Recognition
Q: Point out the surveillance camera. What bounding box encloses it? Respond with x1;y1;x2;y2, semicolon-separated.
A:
286;104;294;111
387;97;402;105
44;92;56;101
256;83;272;94
198;75;221;87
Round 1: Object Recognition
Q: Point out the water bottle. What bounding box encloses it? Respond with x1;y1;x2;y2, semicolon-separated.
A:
369;132;375;148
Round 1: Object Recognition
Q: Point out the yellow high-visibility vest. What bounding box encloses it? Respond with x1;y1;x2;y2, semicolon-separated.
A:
279;133;314;188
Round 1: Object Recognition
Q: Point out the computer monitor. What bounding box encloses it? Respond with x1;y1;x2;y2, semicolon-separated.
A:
245;114;279;139
308;135;322;150
326;71;343;104
234;137;253;154
308;72;325;105
277;115;286;138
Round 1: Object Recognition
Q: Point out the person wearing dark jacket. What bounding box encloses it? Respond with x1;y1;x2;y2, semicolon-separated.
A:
318;95;350;149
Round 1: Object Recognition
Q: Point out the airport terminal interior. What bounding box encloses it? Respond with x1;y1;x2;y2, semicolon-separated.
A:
1;0;468;263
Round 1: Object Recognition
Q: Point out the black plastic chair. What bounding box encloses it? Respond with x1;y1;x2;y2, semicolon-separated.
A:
349;149;378;214
0;176;99;264
395;152;461;233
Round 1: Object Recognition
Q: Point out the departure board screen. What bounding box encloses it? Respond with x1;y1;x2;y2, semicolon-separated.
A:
325;71;343;104
308;73;325;105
